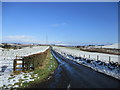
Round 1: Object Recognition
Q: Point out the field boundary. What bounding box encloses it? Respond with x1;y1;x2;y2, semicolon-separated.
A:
13;48;49;73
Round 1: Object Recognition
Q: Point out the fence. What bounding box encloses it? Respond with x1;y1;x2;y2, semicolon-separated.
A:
57;50;119;64
81;54;111;62
13;59;23;72
13;48;49;73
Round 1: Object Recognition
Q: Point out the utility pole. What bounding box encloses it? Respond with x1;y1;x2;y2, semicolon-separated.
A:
46;34;48;45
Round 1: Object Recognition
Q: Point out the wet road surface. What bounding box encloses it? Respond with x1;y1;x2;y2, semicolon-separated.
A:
32;49;120;88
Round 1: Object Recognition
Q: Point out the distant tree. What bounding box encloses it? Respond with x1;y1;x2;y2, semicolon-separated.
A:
2;43;12;49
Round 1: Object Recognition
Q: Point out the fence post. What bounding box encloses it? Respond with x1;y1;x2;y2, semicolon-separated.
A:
22;59;24;71
79;54;81;59
13;60;16;72
16;55;17;59
89;55;90;58
97;55;99;61
109;56;111;63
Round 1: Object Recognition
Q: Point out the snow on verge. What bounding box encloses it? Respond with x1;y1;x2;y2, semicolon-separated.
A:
53;46;120;80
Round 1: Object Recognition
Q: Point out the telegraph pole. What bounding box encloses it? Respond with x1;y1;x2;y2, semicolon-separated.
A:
46;34;48;45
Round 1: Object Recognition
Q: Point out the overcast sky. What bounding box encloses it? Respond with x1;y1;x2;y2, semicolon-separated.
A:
2;2;118;45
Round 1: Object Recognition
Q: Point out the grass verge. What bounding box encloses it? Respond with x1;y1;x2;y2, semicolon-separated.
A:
13;49;58;88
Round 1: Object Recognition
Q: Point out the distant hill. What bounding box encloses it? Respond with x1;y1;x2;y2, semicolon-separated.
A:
102;43;120;49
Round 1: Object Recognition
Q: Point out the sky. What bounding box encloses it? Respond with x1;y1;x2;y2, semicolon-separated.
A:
2;2;118;45
0;2;2;43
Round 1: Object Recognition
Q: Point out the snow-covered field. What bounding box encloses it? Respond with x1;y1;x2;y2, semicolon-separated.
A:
0;72;39;88
53;46;120;64
52;46;120;80
102;43;120;49
0;46;49;88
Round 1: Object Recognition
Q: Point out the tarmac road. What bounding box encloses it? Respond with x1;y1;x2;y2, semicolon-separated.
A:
31;49;120;88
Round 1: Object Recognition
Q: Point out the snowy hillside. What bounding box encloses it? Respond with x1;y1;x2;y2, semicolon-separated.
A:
0;46;49;88
0;46;49;72
102;43;120;49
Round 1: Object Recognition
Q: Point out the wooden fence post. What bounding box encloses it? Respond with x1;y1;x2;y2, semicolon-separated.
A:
16;55;17;59
13;60;16;72
89;55;90;58
22;59;24;71
97;55;99;61
79;54;81;59
109;56;111;63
